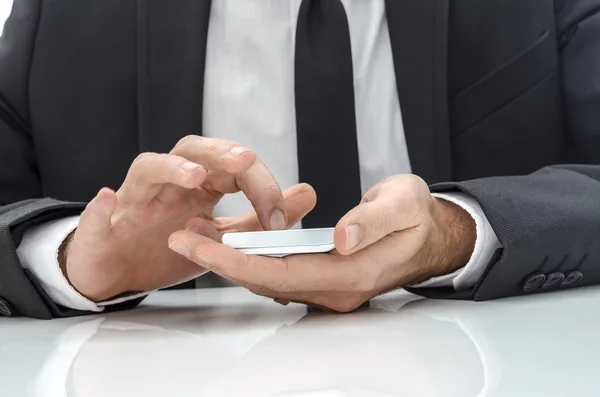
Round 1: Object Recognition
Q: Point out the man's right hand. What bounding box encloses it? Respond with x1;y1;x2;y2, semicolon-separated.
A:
61;136;316;302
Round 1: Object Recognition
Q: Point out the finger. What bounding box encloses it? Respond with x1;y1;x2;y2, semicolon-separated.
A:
76;188;118;245
118;153;207;204
335;179;423;255
215;183;316;233
202;159;288;231
168;230;361;294
173;136;288;231
232;233;417;312
171;135;256;174
184;218;224;242
169;229;403;312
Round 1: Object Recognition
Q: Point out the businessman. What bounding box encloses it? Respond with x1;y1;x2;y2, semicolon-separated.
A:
0;0;599;319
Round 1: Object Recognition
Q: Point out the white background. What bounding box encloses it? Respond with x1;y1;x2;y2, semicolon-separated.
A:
1;0;13;35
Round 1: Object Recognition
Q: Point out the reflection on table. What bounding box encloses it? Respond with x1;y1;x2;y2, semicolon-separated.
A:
2;286;600;397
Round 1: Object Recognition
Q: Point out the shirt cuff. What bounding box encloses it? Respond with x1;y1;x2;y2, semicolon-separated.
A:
410;192;502;290
16;216;151;312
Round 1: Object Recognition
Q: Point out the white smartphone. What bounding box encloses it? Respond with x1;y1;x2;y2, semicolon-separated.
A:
222;228;336;257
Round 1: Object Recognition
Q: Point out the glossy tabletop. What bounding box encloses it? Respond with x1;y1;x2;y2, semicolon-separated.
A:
1;286;600;397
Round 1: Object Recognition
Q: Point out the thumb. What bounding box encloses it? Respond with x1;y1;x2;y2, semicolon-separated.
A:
217;183;317;233
334;182;420;256
75;188;118;246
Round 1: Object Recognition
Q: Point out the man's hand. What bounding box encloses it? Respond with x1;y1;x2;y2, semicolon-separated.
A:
168;174;476;312
62;136;316;302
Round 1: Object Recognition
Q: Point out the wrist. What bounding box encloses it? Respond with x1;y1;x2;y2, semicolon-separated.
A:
58;229;76;285
59;230;126;303
424;197;476;278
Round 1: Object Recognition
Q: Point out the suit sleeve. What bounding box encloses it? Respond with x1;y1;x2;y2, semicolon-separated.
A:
0;1;144;319
407;0;600;301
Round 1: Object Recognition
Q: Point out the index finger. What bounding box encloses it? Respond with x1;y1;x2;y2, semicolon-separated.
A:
172;135;257;174
173;135;287;230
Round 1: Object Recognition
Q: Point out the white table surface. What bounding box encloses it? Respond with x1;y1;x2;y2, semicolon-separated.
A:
1;286;599;397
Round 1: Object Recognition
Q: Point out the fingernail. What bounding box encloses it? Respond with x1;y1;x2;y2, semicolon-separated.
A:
181;161;200;172
169;240;190;259
270;210;286;230
345;224;363;251
230;146;249;157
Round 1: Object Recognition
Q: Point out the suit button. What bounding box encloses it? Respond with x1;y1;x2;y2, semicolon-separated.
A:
0;298;14;317
561;271;583;287
523;273;546;292
542;272;565;289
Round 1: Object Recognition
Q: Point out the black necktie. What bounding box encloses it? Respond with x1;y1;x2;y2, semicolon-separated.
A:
295;0;362;228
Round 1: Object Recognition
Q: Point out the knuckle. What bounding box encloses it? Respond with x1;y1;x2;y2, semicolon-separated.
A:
224;138;241;148
206;140;221;153
407;173;427;189
358;203;389;237
175;135;198;148
208;140;238;164
129;153;166;187
132;152;156;167
373;206;389;236
380;175;402;189
261;178;281;196
387;183;424;221
209;138;240;154
407;175;430;200
391;182;415;202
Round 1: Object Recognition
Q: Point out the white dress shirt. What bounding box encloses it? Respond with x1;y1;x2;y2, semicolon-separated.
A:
15;0;501;312
0;2;10;35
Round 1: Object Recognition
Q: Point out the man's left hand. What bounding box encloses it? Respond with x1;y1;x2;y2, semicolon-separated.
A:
168;174;476;312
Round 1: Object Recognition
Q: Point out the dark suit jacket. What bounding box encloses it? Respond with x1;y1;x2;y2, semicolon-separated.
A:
1;0;599;318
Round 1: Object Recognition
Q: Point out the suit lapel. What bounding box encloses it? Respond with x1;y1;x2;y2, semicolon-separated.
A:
385;0;452;183
136;0;212;153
